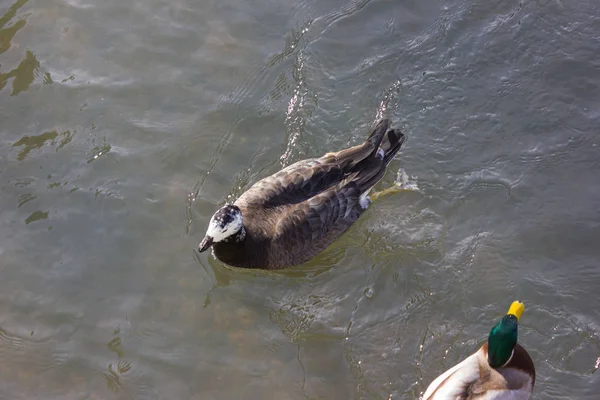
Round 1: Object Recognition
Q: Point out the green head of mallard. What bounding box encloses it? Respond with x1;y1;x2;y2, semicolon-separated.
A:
487;301;525;368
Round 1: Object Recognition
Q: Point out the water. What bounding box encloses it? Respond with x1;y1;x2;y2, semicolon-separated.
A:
1;0;599;398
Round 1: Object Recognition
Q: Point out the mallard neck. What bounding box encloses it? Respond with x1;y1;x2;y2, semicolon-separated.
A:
487;314;518;368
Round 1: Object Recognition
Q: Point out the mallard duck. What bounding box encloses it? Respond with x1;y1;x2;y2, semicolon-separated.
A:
422;301;535;400
197;119;406;269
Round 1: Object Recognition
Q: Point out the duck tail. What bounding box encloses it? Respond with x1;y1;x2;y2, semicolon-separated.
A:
364;119;390;157
350;128;405;194
380;129;404;166
326;119;391;169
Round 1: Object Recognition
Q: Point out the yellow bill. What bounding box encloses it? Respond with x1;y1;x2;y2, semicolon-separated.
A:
507;300;525;321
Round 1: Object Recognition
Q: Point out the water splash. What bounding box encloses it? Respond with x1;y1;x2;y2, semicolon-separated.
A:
280;51;311;166
374;80;403;123
395;168;419;192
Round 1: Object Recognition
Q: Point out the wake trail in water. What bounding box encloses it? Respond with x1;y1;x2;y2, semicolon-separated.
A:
374;80;403;124
281;52;311;167
187;14;317;228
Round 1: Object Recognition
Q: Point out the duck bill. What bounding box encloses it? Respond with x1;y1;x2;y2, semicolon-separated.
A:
198;236;214;252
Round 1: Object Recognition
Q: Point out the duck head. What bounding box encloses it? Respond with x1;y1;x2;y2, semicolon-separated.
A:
487;300;524;368
198;204;244;252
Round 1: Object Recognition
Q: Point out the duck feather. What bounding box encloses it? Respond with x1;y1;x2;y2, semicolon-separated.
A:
205;119;405;269
423;343;535;400
236;119;391;208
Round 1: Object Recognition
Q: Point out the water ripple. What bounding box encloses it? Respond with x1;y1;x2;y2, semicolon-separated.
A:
281;51;317;166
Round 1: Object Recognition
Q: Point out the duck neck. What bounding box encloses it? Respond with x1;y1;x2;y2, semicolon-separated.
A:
212;226;257;268
236;227;246;242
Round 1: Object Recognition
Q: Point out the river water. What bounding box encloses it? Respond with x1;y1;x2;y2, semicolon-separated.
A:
1;0;599;398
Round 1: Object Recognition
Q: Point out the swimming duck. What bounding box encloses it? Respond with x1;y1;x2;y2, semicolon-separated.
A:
198;119;406;269
422;301;535;400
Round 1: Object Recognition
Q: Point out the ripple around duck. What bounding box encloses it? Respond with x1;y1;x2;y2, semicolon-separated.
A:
309;0;373;38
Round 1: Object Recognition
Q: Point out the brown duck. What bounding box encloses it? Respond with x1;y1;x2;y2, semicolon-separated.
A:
198;119;406;269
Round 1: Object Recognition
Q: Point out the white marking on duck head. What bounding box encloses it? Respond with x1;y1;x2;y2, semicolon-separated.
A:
206;204;243;242
198;205;243;252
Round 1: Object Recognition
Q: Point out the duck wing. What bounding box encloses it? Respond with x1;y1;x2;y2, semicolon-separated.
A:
270;153;396;263
422;352;482;400
270;180;365;262
236;119;391;208
423;344;534;400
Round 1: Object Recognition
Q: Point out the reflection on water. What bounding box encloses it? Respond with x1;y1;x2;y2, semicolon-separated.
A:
104;330;133;393
104;360;132;393
0;49;39;95
0;0;38;96
0;0;28;55
12;129;74;161
24;209;48;224
2;48;38;93
17;192;35;207
1;0;599;398
86;136;111;164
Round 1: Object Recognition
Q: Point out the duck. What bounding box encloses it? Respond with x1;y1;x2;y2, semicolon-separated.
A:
422;300;536;400
197;119;406;269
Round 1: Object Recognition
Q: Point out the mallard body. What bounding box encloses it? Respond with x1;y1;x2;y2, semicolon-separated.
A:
423;343;535;399
423;301;535;400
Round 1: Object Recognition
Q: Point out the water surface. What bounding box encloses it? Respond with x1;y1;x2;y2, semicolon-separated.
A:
1;0;599;398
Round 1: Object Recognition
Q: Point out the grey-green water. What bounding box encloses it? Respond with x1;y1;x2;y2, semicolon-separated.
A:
1;0;599;398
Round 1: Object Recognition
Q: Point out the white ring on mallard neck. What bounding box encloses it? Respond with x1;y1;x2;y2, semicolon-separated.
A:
499;349;515;368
